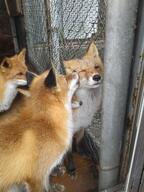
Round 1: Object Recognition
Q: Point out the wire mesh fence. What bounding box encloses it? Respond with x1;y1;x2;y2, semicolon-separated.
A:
22;0;106;142
22;0;106;73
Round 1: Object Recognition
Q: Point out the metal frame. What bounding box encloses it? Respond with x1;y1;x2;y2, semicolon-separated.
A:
125;0;144;190
99;0;139;190
120;0;144;183
125;74;144;192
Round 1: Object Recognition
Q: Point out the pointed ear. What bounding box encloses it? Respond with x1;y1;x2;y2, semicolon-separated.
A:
26;71;37;87
18;48;26;61
44;68;57;88
0;58;11;72
83;42;99;59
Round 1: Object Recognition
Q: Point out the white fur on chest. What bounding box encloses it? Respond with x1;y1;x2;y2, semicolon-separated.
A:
0;79;27;112
65;103;73;147
0;82;18;112
73;86;102;133
44;96;74;191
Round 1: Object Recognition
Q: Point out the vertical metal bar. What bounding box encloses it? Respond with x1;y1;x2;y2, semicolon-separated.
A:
124;0;144;190
125;76;144;192
45;0;65;74
9;17;19;53
22;0;52;73
44;0;53;66
99;0;138;190
120;0;144;182
50;0;63;72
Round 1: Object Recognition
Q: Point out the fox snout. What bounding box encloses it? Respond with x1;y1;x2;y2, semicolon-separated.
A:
92;74;101;82
15;72;26;80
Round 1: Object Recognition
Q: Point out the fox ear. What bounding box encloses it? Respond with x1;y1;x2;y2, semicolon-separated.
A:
83;42;99;59
0;58;11;72
18;48;26;61
1;59;10;68
26;71;37;87
44;68;57;88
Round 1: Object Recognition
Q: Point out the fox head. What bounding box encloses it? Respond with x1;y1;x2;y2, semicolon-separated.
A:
0;49;27;86
64;42;103;89
25;68;79;111
0;49;28;111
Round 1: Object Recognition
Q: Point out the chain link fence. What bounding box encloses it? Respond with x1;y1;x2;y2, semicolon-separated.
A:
22;0;106;73
22;0;106;144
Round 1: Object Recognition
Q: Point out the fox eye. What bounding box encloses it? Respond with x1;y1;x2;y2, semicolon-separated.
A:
95;66;100;70
72;70;77;72
2;61;11;69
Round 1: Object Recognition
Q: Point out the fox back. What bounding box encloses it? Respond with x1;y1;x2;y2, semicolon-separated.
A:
0;69;79;192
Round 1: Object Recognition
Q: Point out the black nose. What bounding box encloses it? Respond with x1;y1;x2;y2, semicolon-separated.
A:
79;101;83;106
93;75;101;81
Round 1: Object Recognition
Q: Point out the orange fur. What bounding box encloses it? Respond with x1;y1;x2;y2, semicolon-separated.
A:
64;42;103;83
0;49;30;126
61;41;103;176
54;41;104;177
0;49;28;112
0;49;27;98
0;69;79;191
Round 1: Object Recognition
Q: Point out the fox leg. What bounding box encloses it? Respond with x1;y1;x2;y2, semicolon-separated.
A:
73;128;85;151
64;150;76;178
64;129;84;177
52;129;85;178
75;130;99;165
51;164;66;177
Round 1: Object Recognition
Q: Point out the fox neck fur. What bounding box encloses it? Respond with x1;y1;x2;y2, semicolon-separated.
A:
0;79;18;112
73;85;102;133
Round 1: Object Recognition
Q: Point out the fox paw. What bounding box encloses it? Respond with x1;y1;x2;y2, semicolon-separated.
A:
51;165;66;177
68;171;78;180
72;100;83;109
66;166;77;180
50;183;65;192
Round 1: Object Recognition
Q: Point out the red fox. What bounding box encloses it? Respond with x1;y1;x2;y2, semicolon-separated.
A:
63;42;103;175
0;68;79;192
0;49;27;112
64;41;103;142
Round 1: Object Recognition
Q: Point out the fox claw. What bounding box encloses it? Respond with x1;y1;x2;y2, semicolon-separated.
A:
50;183;65;192
51;165;66;177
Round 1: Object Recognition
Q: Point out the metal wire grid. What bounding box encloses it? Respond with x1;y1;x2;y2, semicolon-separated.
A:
22;0;106;73
22;0;50;72
61;0;106;59
22;0;106;140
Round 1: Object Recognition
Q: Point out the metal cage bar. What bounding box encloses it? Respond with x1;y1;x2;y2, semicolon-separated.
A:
99;0;139;190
